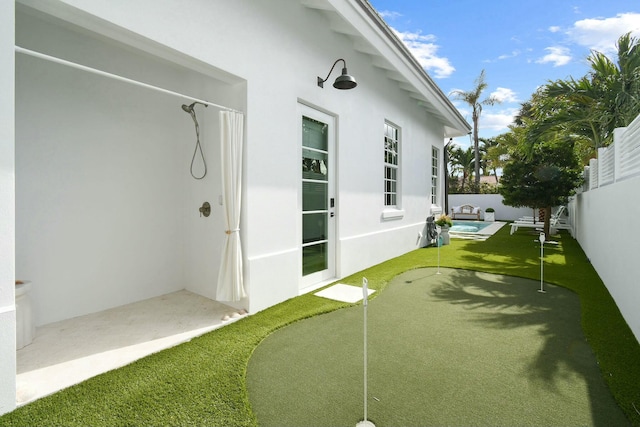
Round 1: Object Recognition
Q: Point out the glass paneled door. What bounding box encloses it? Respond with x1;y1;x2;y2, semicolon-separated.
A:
300;105;335;289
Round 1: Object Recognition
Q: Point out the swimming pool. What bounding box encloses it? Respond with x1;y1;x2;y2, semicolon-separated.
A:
448;220;506;240
450;221;491;233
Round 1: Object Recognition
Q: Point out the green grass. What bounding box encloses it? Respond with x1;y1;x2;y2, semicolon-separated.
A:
1;227;639;426
248;268;629;426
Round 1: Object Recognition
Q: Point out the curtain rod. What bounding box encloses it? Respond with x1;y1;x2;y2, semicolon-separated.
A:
15;45;244;115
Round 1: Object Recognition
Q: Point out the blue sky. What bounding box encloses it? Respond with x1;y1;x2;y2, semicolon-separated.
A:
369;0;640;149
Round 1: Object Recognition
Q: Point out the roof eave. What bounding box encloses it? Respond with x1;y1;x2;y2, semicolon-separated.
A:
303;0;471;136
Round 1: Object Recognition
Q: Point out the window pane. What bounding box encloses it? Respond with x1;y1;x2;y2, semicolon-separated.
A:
303;243;327;276
302;181;328;211
302;116;328;151
302;213;327;244
302;149;328;180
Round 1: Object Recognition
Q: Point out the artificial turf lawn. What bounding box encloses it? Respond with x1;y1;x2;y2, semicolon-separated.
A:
1;227;639;426
248;268;629;426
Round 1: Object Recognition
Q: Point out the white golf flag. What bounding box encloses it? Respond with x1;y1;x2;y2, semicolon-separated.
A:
362;277;368;306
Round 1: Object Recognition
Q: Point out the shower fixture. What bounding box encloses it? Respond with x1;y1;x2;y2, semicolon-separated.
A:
199;201;211;217
181;101;205;114
181;101;208;179
317;58;357;90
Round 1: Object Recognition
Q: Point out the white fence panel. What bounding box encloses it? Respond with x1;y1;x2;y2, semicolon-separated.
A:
581;166;589;192
619;114;640;180
448;194;533;222
589;158;599;189
598;145;615;186
574;113;640;342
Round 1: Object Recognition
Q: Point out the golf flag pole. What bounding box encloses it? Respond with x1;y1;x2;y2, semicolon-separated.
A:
436;228;441;275
538;232;546;293
356;278;375;427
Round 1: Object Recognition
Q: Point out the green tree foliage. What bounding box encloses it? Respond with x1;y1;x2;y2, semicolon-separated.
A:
530;33;640;156
500;137;583;237
479;137;505;182
448;146;475;192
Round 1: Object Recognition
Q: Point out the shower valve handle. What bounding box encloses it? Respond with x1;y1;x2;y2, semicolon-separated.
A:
199;202;211;218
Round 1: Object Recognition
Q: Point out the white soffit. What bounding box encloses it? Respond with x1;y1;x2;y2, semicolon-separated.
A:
302;0;471;137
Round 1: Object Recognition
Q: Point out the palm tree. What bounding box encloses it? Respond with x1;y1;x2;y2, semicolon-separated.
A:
537;76;608;150
589;32;640;129
450;70;501;186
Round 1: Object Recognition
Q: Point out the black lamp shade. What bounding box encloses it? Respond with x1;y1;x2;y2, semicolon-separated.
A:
333;68;357;89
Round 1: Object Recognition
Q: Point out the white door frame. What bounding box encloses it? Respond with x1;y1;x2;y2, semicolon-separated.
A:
298;103;336;290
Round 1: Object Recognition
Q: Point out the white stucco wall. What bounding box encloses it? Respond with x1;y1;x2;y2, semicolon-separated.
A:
449;194;532;221
0;0;17;415
574;177;640;342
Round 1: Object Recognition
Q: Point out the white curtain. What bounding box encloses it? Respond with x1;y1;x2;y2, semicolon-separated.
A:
217;111;247;301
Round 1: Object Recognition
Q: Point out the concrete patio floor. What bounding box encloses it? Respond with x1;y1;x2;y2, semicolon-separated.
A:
16;290;245;406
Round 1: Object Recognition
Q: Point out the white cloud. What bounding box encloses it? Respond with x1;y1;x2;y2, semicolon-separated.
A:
449;103;518;132
482;108;520;131
536;46;572;66
497;50;521;60
490;87;519;103
549;26;561;33
393;29;455;78
567;12;640;56
378;10;402;20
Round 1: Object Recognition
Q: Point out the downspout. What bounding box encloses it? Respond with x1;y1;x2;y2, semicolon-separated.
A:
444;138;453;215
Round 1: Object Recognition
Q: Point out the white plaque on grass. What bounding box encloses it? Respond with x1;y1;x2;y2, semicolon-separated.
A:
315;283;375;303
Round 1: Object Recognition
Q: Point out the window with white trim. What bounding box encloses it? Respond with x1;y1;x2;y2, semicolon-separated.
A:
431;147;439;205
384;122;400;207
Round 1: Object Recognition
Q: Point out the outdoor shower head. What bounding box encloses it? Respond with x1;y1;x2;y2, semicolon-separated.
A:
181;101;209;180
181;101;208;114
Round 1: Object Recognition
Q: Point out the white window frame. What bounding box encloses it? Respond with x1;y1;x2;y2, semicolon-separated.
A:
431;146;439;205
382;121;404;220
384;121;400;206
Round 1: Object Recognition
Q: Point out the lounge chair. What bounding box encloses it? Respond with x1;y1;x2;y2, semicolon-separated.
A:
511;206;572;235
517;206;565;223
510;221;556;235
510;214;562;235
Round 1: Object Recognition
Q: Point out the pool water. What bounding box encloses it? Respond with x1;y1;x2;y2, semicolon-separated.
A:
450;221;491;233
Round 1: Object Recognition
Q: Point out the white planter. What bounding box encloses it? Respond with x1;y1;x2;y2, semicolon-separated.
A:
439;225;450;245
484;212;495;222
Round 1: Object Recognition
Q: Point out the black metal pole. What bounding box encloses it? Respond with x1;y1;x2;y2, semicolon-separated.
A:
444;138;453;215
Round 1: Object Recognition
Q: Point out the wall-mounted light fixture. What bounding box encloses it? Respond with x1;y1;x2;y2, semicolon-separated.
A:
317;58;357;90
